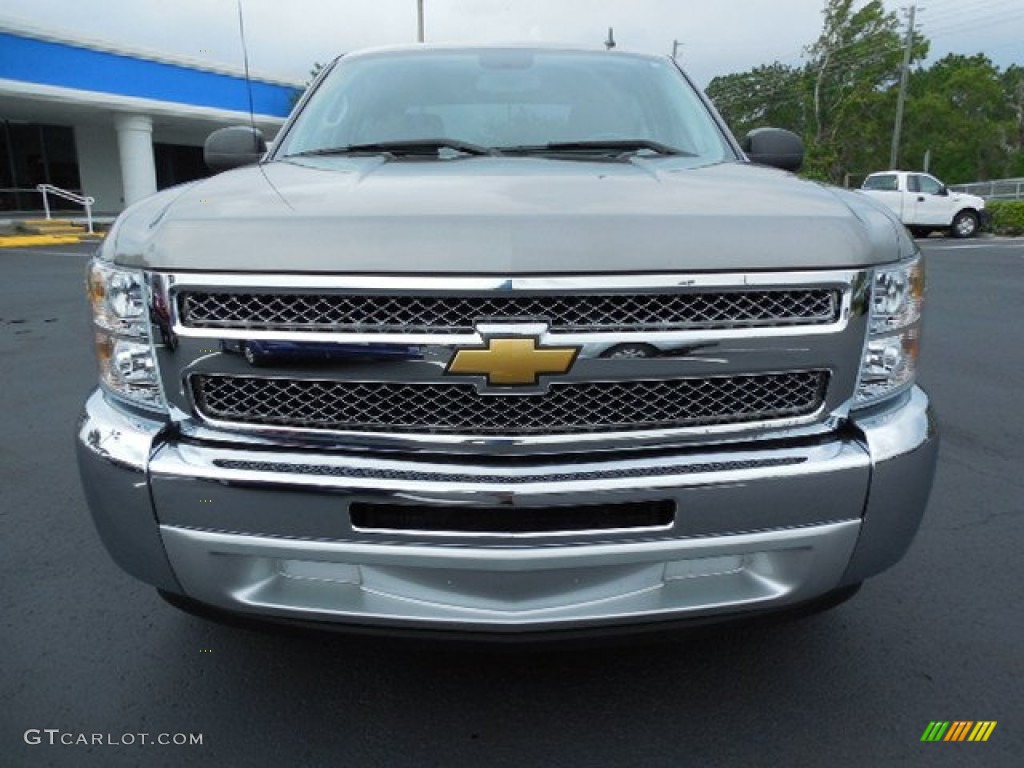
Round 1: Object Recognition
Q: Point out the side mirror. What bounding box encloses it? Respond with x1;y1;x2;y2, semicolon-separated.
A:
742;128;804;172
204;126;267;171
938;186;949;197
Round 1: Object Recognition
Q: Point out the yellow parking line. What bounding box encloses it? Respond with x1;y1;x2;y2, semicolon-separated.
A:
0;235;87;248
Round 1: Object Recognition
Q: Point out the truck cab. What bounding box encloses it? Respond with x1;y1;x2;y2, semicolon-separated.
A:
861;170;987;238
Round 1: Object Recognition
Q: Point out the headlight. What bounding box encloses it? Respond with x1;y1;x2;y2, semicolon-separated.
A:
855;256;924;406
869;258;924;332
88;259;166;411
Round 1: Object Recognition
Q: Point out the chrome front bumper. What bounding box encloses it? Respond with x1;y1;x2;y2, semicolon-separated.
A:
76;388;937;632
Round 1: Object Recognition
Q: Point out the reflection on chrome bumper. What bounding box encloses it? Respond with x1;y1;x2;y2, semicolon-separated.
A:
160;521;861;631
76;386;938;631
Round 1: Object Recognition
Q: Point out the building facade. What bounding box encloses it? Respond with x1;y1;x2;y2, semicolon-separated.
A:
0;19;301;214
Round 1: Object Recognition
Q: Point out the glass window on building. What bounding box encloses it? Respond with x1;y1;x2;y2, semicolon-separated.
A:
0;121;81;211
155;143;213;189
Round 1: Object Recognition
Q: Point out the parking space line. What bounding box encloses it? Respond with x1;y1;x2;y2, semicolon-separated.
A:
0;247;95;257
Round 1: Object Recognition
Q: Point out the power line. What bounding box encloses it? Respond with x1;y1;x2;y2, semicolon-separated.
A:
701;0;1023;128
926;8;1024;37
705;4;1019;110
704;0;1019;90
707;43;908;108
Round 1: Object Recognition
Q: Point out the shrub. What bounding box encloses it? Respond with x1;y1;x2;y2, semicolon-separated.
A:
987;200;1024;236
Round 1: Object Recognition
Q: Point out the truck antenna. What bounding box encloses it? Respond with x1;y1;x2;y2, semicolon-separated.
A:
236;1;258;138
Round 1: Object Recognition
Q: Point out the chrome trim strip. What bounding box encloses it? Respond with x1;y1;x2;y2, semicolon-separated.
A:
173;408;845;454
161;270;863;292
348;522;676;540
150;438;863;496
168;326;849;344
161;520;861;571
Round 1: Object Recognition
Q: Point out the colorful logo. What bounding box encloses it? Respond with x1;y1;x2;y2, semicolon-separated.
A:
920;721;997;742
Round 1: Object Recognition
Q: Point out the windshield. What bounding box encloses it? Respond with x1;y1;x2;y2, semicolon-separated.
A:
276;49;735;162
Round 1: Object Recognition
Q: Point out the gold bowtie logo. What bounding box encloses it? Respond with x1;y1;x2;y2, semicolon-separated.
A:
446;337;580;386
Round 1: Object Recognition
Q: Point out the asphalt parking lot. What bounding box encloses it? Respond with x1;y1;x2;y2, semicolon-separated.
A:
1;238;1021;767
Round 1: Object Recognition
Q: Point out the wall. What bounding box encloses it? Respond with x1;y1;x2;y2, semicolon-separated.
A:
74;123;124;214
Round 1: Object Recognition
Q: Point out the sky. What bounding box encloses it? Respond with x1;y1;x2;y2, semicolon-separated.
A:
2;0;1022;87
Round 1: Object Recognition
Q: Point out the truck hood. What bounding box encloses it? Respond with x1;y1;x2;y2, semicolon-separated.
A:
950;191;986;208
109;157;913;273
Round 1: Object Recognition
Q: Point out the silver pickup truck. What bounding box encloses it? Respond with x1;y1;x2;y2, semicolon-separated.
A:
77;45;938;636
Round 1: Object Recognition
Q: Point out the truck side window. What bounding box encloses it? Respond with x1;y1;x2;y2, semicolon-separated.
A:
918;175;943;195
907;175;920;193
864;174;897;191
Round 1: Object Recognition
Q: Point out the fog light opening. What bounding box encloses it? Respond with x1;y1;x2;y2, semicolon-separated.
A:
277;559;362;585
664;554;747;581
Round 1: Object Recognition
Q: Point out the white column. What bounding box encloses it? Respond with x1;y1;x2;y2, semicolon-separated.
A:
114;114;157;206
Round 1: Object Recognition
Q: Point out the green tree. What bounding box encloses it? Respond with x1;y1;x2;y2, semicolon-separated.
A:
902;54;1013;182
802;0;926;181
706;63;807;141
705;0;929;184
1001;65;1024;176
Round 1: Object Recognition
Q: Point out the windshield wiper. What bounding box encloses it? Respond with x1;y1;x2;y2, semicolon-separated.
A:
501;140;692;158
286;139;497;158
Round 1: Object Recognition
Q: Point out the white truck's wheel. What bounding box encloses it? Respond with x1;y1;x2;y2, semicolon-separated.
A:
951;209;979;238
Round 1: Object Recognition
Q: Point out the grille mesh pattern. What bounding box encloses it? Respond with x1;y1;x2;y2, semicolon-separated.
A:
193;372;827;435
178;290;838;333
213;457;805;483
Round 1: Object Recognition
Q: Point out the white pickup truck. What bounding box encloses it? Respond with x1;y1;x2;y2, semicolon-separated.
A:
861;170;987;238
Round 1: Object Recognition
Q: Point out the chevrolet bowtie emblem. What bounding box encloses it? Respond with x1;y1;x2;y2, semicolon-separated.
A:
446;337;580;387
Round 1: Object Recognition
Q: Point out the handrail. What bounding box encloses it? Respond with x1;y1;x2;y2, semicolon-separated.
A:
36;184;96;234
949;178;1024;201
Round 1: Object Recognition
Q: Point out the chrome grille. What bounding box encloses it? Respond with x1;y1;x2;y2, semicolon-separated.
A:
178;290;839;333
192;372;828;435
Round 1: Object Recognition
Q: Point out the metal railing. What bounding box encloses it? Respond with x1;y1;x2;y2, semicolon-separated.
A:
949;178;1024;201
36;184;95;233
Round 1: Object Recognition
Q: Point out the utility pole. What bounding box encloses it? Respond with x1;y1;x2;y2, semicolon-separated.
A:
672;40;682;60
889;4;916;169
417;0;424;43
